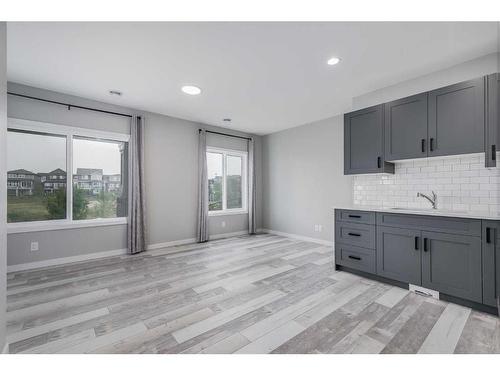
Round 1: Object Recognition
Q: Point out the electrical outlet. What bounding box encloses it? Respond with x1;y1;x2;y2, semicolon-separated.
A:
221;221;226;228
314;224;318;232
30;241;39;252
318;225;322;232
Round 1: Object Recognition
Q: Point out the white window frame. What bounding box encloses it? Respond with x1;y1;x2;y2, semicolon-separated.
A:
207;147;248;217
7;118;130;234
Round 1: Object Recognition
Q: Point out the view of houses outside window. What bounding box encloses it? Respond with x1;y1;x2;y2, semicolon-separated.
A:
72;136;127;220
7;130;67;222
207;149;246;214
7;129;128;224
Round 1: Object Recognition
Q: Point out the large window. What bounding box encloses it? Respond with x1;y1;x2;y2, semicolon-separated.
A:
7;118;129;231
207;147;247;215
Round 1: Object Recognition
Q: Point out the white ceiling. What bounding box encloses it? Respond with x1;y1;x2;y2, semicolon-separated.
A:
7;22;498;135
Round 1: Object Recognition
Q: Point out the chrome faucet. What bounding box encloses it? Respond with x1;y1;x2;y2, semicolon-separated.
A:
417;191;437;209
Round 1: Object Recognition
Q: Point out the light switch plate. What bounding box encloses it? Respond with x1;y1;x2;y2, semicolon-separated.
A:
30;241;39;252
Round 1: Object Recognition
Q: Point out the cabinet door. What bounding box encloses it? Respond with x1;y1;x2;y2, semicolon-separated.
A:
384;93;428;161
486;73;499;167
482;221;500;307
376;226;422;285
422;231;482;303
428;77;485;157
344;105;394;175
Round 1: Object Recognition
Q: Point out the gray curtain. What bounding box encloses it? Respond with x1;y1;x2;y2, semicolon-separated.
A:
128;115;147;254
248;137;257;234
197;129;209;242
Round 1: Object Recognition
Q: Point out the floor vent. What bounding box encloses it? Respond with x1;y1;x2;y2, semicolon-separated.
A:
409;284;440;300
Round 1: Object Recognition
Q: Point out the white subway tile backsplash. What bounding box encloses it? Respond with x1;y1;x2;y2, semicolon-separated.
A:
353;154;500;214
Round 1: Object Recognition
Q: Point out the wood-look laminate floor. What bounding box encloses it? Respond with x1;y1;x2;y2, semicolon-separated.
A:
6;234;500;354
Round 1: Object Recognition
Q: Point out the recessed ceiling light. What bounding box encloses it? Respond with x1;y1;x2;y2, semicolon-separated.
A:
327;57;341;66
109;90;122;96
181;85;202;95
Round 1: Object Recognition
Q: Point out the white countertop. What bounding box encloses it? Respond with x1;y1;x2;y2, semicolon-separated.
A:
333;205;500;221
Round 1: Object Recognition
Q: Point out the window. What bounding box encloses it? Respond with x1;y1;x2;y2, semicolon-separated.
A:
207;147;247;215
72;137;128;220
7;130;67;223
7;118;129;232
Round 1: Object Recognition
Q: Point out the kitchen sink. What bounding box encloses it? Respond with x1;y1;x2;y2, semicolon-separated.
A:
389;207;468;214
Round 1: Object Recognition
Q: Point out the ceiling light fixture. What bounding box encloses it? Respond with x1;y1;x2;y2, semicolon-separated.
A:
223;118;232;122
109;90;122;96
181;85;202;95
327;57;341;66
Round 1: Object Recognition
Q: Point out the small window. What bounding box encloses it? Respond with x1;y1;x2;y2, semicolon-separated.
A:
207;148;247;215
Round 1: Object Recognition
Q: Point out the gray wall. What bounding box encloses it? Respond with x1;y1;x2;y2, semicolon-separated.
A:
353;53;499;110
7;83;262;267
262;115;352;243
0;22;7;353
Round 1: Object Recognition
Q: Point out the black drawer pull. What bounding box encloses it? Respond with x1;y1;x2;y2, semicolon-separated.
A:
492;145;496;161
348;255;362;261
348;214;361;218
377;156;381;168
347;232;361;237
423;238;428;252
486;227;491;244
414;236;419;250
430;138;435;152
421;139;425;153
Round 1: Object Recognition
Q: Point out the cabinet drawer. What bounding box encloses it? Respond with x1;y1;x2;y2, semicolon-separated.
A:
376;213;481;236
335;243;376;274
335;222;376;249
335;209;376;225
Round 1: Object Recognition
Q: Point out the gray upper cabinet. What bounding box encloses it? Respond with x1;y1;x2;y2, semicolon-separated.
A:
421;231;482;303
384;93;428;161
344;105;394;175
486;73;499;167
428;77;485;157
482;221;500;307
376;226;422;285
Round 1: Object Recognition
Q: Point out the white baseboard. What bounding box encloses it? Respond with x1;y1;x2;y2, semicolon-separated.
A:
1;342;8;354
147;237;197;250
7;248;128;273
7;230;263;272
261;228;333;247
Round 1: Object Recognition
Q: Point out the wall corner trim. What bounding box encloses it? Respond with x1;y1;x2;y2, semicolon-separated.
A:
261;228;333;247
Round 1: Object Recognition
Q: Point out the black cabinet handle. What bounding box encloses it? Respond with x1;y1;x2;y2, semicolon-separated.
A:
486;227;491;244
423;238;428;252
348;232;361;237
429;138;435;152
348;255;362;261
421;139;426;153
377;156;381;168
414;236;419;250
492;145;496;161
348;214;361;218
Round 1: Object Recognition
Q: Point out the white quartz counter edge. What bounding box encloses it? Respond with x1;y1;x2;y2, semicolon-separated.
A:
333;206;500;221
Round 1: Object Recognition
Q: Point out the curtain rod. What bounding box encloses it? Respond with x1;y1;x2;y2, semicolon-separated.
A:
7;92;134;119
199;129;252;141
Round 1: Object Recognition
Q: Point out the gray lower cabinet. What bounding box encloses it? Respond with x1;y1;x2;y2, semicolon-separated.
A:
421;231;482;303
376;226;422;285
486;73;499;167
482;221;500;307
344;105;394;175
384;93;428;161
428;77;485;157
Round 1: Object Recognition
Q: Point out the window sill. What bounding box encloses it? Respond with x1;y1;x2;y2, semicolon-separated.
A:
208;210;248;217
7;217;128;234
